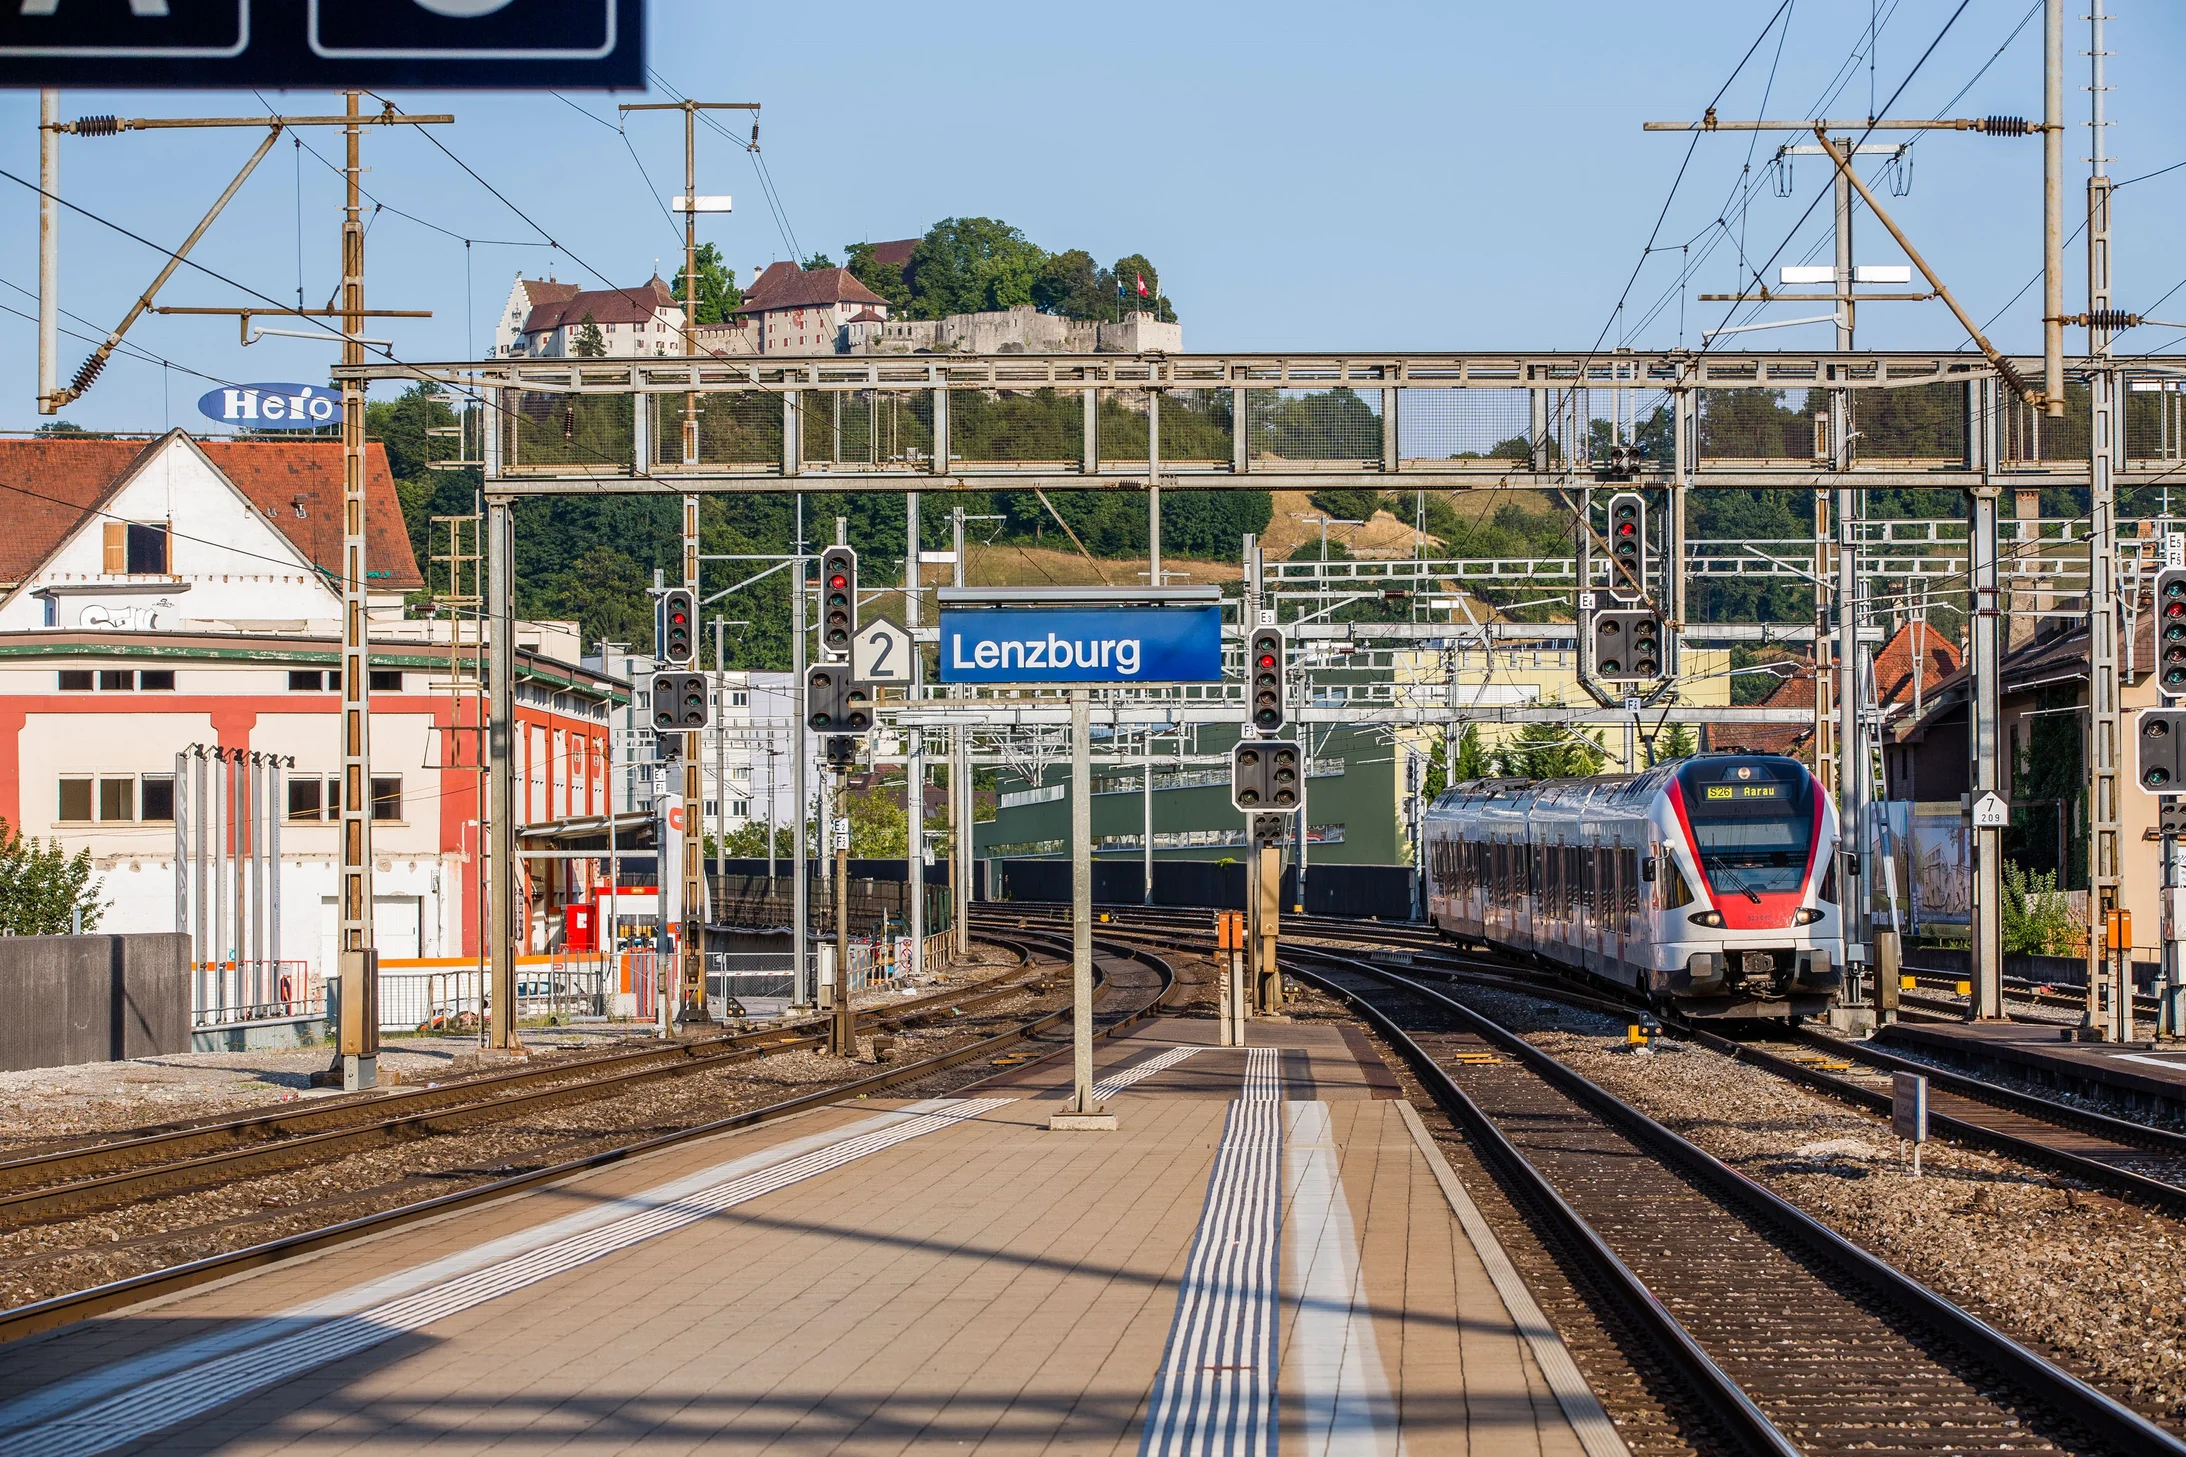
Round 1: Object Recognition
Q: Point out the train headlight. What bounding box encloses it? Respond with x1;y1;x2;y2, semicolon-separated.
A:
1688;909;1724;928
1793;907;1825;924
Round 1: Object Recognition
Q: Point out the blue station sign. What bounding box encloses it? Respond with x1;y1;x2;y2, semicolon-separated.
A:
197;383;340;430
939;606;1224;685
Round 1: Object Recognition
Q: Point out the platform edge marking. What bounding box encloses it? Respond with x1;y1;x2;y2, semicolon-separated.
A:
1284;1099;1396;1457
0;1098;1016;1457
1393;1099;1631;1457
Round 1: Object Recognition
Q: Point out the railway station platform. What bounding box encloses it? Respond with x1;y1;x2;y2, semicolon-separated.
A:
1880;1019;2186;1116
0;1018;1624;1456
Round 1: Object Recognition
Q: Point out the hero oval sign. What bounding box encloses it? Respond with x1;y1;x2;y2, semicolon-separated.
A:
196;383;340;431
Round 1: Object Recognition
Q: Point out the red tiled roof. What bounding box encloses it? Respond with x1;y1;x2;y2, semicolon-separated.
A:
735;266;888;315
0;433;420;591
1873;622;1960;709
522;276;681;334
867;238;918;268
197;439;422;589
741;261;801;307
518;278;580;309
846;308;885;323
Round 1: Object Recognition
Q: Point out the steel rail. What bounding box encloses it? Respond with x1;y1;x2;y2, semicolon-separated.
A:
0;950;1056;1221
1295;950;2186;1457
0;931;1177;1347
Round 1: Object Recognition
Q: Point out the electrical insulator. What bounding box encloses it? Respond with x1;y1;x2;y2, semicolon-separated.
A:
1979;115;2032;137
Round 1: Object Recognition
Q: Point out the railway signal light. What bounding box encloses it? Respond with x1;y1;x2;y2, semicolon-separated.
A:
1247;626;1287;735
2139;708;2186;796
658;588;696;666
806;664;873;736
1605;443;1643;481
820;547;858;656
1606;491;1647;599
2157;567;2186;700
649;672;708;731
1230;738;1302;815
1593;608;1666;683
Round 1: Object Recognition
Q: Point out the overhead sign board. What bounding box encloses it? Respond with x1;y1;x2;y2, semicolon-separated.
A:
0;0;642;89
198;382;339;430
938;606;1222;685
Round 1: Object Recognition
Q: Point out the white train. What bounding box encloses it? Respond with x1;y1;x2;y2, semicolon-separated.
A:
1422;753;1843;1018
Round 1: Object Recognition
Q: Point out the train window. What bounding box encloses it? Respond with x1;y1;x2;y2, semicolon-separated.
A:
1676;759;1819;897
1662;856;1695;908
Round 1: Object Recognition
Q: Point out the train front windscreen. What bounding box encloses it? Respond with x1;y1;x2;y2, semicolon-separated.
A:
1674;759;1817;897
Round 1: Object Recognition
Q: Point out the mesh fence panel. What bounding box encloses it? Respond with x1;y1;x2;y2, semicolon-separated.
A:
1998;385;2092;464
1248;386;1382;467
1158;388;1233;468
1396;388;1531;464
2124;381;2182;465
503;391;634;473
654;391;781;470
1696;387;1821;461
1098;389;1152;469
1852;381;1964;460
949;388;1082;467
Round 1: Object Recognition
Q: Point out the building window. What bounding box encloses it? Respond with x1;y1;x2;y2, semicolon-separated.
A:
103;521;170;575
369;669;403;692
288;778;324;821
58;670;92;691
98;776;134;821
98;670;132;691
370;776;403;821
730;690;749;707
57;778;91;821
731;800;750;819
288;670;325;691
139;669;174;691
141;774;175;822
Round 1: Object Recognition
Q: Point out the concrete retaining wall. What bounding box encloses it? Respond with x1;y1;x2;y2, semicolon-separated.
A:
0;933;191;1072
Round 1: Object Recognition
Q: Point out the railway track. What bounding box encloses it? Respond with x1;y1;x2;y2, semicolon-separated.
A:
1297;951;2186;1457
0;943;1065;1226
985;902;2186;1214
0;930;1178;1344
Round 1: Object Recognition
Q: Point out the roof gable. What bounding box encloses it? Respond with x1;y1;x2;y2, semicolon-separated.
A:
522;276;683;333
736;266;887;314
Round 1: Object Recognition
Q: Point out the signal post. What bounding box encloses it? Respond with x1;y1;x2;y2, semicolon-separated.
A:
805;546;870;1057
1235;625;1300;1017
2148;547;2186;1037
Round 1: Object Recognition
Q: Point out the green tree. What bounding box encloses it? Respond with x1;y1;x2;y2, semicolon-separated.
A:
1651;722;1697;765
713;820;796;858
844;241;913;313
847;780;908;858
1491;721;1605;780
905;217;1047;318
801;251;836;271
670;242;740;325
2001;861;2077;956
0;817;105;934
1111;253;1177;322
1309;487;1384;524
1454;724;1490;779
573;312;606;357
1033;249;1108;319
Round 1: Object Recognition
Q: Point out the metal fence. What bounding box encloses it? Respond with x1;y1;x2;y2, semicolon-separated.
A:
191;960;317;1029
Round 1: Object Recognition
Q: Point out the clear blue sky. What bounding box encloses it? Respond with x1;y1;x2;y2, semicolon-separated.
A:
1;0;2181;432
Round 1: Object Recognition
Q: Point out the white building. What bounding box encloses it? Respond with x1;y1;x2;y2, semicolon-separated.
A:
491;275;580;358
586;650;811;852
504;275;687;359
0;432;625;1025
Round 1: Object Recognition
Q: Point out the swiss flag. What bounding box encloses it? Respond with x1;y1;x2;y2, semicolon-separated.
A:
1135;272;1150;297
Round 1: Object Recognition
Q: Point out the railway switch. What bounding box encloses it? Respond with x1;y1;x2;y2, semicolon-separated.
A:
820;547;858;656
649;672;708;731
658;588;696;666
2138;708;2186;794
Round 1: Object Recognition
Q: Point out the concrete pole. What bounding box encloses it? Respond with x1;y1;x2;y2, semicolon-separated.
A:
2043;0;2066;419
487;496;518;1050
173;750;189;942
2085;0;2121;1036
1969;485;2005;1019
792;512;810;1008
832;767;852;1055
907;491;922;977
952;505;970;956
210;751;225;1019
37;90;57;415
1049;686;1111;1128
269;756;282;986
335;92;379;1090
193;748;208;1011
